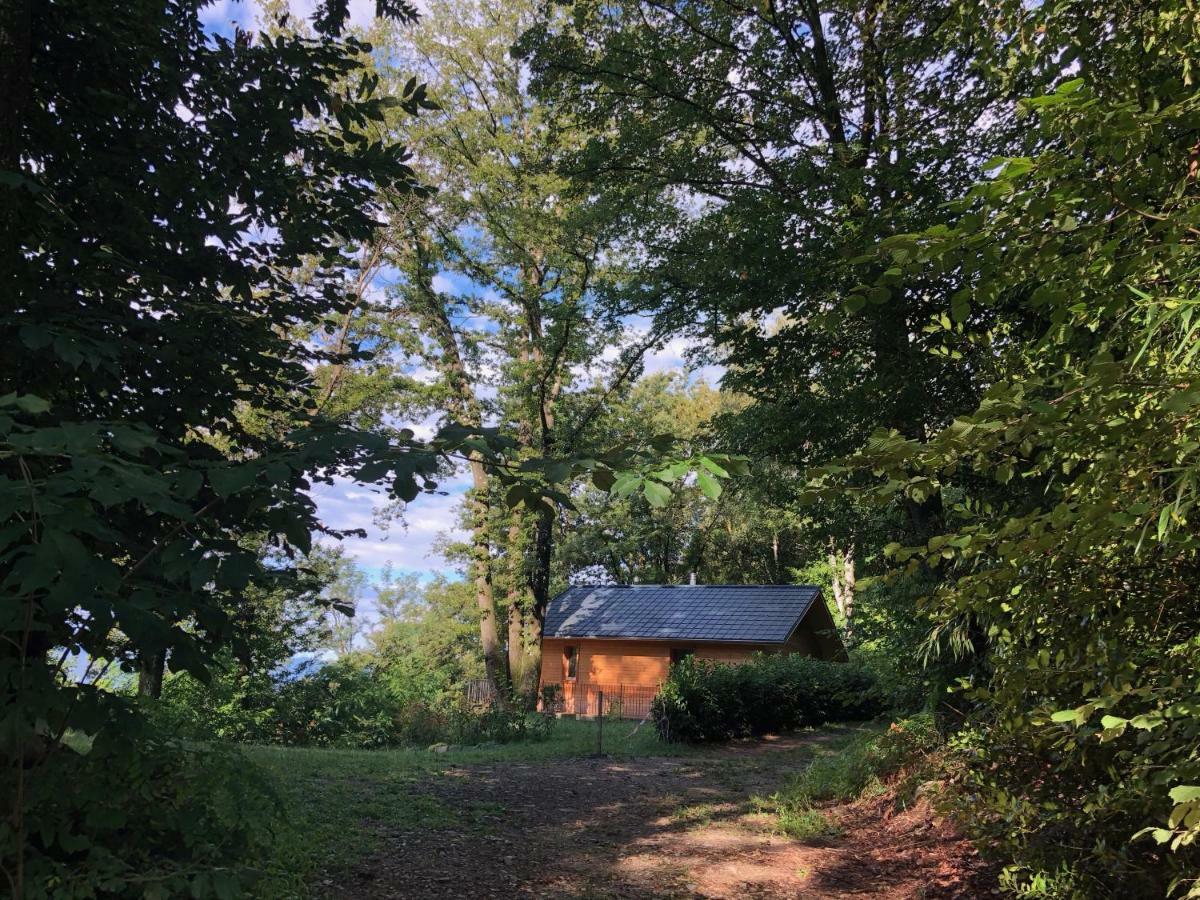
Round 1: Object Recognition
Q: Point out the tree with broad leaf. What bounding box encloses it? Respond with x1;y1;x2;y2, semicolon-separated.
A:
316;0;741;704
806;3;1200;893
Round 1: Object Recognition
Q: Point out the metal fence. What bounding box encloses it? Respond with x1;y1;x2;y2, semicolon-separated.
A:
463;679;659;719
539;682;658;719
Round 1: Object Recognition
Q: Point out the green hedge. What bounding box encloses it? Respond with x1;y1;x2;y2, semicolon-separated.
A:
651;654;888;743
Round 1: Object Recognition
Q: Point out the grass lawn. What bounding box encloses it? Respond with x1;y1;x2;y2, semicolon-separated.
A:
247;718;703;897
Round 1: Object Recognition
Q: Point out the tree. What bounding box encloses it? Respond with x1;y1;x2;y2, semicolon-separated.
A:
0;0;443;892
811;2;1200;892
366;576;485;704
326;0;691;702
323;552;371;655
520;0;1016;543
374;563;425;626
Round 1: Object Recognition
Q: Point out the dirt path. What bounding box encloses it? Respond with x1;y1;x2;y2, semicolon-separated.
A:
328;731;993;899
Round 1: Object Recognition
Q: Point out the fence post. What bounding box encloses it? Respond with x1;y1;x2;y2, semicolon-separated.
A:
597;690;604;756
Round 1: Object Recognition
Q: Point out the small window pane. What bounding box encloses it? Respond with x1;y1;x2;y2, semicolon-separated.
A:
564;646;578;679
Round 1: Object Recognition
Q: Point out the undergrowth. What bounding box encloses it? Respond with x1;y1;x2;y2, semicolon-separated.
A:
763;713;942;839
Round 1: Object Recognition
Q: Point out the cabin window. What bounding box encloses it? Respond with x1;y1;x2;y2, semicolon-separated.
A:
670;648;694;665
563;646;578;680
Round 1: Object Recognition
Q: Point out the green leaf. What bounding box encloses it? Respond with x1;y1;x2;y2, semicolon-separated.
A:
13;394;51;414
696;470;722;500
611;473;641;498
1169;786;1200;804
642;480;672;508
591;467;616;492
544;461;574;484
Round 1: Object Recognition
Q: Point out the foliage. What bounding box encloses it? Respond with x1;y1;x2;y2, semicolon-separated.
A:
797;2;1200;894
11;722;282;900
318;0;745;703
849;572;949;715
367;576;486;705
159;659;553;751
768;715;941;837
0;0;445;891
651;655;888;744
519;0;1015;552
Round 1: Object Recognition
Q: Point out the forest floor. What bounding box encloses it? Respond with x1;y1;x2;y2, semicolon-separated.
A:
280;723;995;899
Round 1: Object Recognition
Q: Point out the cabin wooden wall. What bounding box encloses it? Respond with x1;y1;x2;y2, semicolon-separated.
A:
541;638;772;690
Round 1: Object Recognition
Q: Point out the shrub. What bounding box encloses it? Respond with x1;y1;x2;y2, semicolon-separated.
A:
156;657;556;750
157;658;406;749
651;654;889;743
448;705;556;746
7;722;283;899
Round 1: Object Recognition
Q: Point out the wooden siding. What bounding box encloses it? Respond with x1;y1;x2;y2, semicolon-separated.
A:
541;637;802;692
583;640;670;685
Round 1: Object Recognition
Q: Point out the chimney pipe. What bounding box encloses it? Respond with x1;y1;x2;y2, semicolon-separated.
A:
689;571;697;586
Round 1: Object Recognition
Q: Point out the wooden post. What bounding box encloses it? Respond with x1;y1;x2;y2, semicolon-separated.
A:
597;690;604;756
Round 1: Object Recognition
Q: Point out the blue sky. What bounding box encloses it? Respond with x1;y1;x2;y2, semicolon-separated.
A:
200;0;382;35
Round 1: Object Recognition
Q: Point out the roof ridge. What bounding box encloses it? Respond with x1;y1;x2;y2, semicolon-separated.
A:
567;583;820;589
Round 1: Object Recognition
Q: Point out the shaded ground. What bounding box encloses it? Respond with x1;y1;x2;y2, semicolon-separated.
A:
321;729;994;899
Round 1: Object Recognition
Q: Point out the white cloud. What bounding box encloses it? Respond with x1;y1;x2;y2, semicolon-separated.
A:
310;475;468;578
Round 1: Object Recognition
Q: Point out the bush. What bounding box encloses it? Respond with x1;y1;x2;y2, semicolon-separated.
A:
448;705;556;746
7;722;283;899
157;658;410;749
156;657;556;750
651;654;889;743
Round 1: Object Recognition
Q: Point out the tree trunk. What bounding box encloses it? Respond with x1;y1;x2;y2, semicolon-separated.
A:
468;456;508;702
408;241;510;702
506;602;524;689
828;541;856;642
517;614;543;706
136;650;165;700
841;547;856;642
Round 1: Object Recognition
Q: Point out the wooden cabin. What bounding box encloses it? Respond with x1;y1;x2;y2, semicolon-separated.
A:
539;584;846;719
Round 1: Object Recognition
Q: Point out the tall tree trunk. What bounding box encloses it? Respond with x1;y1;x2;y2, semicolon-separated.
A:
828;541;856;642
502;507;524;685
468;456;508;702
518;613;543;705
518;503;554;702
408;240;510;702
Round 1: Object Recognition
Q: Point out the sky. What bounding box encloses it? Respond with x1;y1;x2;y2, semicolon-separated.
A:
200;0;380;34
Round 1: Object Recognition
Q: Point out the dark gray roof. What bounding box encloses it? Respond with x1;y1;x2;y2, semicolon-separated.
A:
543;584;822;644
